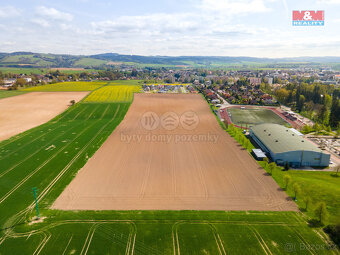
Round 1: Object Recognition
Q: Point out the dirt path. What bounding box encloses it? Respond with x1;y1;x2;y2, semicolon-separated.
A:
53;94;297;211
0;92;87;142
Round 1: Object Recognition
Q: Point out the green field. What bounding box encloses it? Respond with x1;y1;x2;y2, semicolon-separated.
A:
0;67;46;75
0;90;27;99
228;107;288;127
73;57;107;67
0;85;338;254
260;163;340;224
84;84;141;103
1;210;337;255
0;67;98;75
22;81;107;92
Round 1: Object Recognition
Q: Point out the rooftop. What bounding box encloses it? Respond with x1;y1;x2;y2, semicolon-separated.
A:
251;124;322;154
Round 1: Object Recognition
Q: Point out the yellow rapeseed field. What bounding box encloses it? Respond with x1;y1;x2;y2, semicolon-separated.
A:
84;85;141;103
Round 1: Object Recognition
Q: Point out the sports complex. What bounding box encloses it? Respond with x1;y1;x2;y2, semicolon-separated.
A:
0;81;339;254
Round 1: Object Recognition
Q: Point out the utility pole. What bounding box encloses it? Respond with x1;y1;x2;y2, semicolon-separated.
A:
32;187;40;219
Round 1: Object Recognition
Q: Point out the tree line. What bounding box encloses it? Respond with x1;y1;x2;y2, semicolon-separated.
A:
274;82;340;130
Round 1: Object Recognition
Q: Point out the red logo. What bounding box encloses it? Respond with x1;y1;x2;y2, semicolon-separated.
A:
292;10;324;21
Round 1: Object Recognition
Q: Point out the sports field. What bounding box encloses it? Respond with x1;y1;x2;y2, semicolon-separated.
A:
227;107;288;127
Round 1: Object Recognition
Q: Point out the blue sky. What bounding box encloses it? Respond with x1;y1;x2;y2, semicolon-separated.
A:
0;0;339;57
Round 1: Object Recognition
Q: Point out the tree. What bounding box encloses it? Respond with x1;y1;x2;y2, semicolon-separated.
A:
303;195;311;211
263;157;269;170
283;175;291;190
268;162;276;175
329;94;340;129
334;165;340;177
284;161;290;171
317;105;330;125
297;95;305;112
314;202;328;224
275;88;289;103
313;123;321;134
292;183;301;201
70;100;76;106
15;78;26;87
245;139;251;150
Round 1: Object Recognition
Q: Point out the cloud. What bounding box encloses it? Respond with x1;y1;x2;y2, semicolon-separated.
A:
199;0;272;14
36;6;73;22
32;18;50;28
91;13;201;35
0;6;21;18
317;0;340;4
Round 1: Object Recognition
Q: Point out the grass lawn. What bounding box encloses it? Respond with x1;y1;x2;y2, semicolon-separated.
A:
228;107;288;127
0;90;27;99
260;164;340;224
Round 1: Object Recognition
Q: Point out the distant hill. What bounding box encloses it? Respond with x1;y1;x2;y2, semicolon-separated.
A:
0;52;340;69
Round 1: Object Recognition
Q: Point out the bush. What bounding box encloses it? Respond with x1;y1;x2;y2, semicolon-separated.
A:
324;224;340;248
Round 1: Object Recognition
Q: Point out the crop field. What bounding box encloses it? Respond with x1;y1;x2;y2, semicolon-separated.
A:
0;67;47;74
227;107;288;127
0;210;336;255
84;84;140;103
23;81;107;92
0;90;27;99
0;87;338;254
54;94;296;211
0;92;87;142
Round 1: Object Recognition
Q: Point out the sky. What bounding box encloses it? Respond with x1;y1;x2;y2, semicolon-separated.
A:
0;0;340;57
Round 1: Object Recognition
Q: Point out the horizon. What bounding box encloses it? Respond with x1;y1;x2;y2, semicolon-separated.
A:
1;0;340;57
2;51;340;59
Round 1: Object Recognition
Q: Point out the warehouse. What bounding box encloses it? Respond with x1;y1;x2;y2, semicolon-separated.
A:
250;123;330;167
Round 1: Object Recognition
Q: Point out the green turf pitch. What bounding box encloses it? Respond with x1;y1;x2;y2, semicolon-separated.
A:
228;107;288;127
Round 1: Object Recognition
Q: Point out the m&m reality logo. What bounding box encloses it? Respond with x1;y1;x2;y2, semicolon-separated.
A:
292;10;324;26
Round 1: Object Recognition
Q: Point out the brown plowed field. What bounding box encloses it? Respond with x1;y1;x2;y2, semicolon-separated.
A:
53;94;297;211
0;92;87;142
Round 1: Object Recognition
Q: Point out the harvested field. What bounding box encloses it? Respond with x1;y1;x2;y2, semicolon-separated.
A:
0;92;87;141
53;94;297;211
